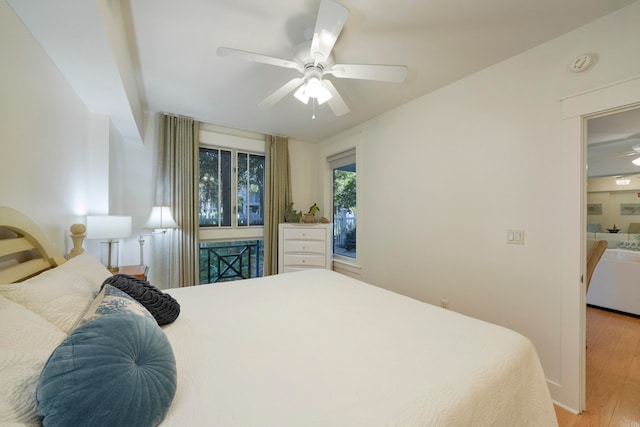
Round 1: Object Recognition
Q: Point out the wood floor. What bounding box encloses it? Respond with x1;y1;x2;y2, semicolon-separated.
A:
555;306;640;426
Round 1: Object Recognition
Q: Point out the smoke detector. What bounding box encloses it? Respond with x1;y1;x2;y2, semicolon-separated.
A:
568;53;597;73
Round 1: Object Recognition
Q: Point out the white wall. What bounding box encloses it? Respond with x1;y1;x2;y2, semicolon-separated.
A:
288;139;319;218
115;114;159;275
0;1;94;254
0;2;153;264
317;0;640;411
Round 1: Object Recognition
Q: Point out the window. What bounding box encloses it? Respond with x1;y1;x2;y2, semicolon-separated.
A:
199;148;265;228
199;145;265;283
329;149;356;259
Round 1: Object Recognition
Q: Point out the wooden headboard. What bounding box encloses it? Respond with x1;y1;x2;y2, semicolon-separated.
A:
0;206;68;283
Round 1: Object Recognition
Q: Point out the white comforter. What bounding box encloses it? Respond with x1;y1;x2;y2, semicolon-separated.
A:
160;269;557;426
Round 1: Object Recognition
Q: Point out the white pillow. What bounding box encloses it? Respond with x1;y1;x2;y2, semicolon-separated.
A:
0;253;112;333
0;295;65;425
54;252;113;291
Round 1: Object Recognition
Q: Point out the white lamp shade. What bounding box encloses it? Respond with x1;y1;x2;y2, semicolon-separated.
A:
294;85;310;104
86;216;132;240
144;206;179;230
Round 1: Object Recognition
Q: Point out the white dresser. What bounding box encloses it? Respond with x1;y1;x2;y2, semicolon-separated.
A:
278;223;332;274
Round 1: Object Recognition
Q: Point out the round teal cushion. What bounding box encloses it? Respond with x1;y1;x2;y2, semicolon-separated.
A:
36;311;177;427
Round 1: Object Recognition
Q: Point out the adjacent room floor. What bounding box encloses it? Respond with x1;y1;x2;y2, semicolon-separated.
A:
555;306;640;426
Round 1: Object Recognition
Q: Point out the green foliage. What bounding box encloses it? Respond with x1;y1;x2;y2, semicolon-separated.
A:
333;170;356;213
344;225;357;251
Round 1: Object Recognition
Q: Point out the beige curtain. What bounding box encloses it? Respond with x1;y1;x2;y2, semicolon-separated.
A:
263;135;292;275
157;114;200;287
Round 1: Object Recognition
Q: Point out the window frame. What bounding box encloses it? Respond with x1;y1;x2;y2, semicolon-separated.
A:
321;133;362;274
199;129;265;243
329;149;357;261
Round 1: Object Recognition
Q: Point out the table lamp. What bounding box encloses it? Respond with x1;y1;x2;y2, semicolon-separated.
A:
86;215;132;271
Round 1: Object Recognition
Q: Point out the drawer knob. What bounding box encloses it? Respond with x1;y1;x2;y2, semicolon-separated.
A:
302;259;306;263
302;246;306;250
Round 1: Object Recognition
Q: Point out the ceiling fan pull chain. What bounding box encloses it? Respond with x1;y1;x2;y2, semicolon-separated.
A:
312;98;317;119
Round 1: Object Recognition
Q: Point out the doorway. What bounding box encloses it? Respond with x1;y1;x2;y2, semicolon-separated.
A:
584;106;640;408
560;76;640;412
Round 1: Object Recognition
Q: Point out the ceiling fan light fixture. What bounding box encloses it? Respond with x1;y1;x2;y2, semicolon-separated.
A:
616;176;631;185
316;90;332;105
306;77;323;96
294;85;310;104
294;78;333;105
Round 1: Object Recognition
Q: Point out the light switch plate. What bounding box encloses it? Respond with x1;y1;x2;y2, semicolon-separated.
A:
507;229;525;244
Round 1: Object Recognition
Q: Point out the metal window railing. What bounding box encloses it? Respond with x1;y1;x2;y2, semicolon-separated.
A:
199;240;263;284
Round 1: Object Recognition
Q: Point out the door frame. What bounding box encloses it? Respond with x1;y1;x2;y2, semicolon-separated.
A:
560;76;640;412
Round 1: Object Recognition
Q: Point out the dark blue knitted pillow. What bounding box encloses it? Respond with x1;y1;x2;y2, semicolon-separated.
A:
103;274;180;325
36;285;177;427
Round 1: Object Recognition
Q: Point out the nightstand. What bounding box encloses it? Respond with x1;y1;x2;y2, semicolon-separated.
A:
114;265;149;280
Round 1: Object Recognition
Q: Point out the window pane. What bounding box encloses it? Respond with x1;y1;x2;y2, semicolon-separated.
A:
249;154;265;225
333;163;356;258
220;150;232;226
237;153;248;226
236;153;265;227
199;148;220;226
199;148;232;227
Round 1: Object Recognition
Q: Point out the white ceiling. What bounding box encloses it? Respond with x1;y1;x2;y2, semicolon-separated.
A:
6;0;639;144
587;107;640;178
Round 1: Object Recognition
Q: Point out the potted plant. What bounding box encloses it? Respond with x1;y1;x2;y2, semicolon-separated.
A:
302;203;319;223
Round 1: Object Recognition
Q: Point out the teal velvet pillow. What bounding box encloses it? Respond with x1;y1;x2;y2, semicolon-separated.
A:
36;285;177;427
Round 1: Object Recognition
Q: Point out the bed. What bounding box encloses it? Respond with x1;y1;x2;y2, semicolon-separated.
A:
0;206;558;426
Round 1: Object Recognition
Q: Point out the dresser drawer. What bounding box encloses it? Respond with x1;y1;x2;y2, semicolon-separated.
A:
283;227;327;241
283;254;327;267
283;240;326;254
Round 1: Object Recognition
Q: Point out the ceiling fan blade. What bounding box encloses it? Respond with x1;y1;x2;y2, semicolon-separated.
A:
326;64;408;83
259;78;305;108
217;47;301;71
310;0;349;65
323;80;349;116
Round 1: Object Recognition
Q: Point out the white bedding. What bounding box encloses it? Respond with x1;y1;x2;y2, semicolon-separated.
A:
161;269;556;426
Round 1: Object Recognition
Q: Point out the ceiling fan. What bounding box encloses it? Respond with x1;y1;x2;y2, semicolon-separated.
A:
588;134;640;164
217;0;407;117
